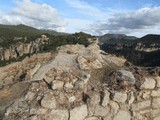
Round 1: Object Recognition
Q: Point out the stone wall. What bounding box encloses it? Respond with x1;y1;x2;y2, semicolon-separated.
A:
0;43;160;120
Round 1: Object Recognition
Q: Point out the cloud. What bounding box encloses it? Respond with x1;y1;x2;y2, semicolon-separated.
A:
64;0;107;18
0;0;66;32
88;7;160;36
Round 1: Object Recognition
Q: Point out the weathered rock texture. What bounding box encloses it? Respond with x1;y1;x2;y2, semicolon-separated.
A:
0;42;160;120
0;34;49;61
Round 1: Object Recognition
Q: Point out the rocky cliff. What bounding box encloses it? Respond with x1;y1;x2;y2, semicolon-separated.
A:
100;34;160;67
0;42;160;120
0;34;49;61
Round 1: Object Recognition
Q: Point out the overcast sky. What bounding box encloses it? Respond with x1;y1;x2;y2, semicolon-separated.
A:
0;0;160;37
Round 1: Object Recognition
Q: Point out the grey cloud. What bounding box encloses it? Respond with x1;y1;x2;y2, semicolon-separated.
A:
89;7;160;35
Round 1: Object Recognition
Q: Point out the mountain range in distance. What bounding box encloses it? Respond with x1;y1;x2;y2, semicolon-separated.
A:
0;24;159;67
0;24;160;44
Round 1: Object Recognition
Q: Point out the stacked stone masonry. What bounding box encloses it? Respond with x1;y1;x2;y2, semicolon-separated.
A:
0;43;160;120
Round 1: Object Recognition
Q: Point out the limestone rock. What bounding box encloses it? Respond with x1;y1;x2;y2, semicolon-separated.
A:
77;56;90;69
152;108;160;118
152;97;160;109
151;88;160;97
140;77;156;89
68;96;76;103
4;49;10;60
88;92;100;116
44;75;54;84
102;54;126;67
155;76;160;87
47;110;69;120
117;69;135;85
25;63;41;80
94;105;110;117
109;100;119;115
51;81;64;90
70;104;88;120
74;73;90;89
113;110;131;120
154;116;160;120
131;100;151;111
102;90;110;107
64;82;74;89
103;114;112;120
140;90;151;99
41;94;56;109
112;91;127;103
25;91;36;101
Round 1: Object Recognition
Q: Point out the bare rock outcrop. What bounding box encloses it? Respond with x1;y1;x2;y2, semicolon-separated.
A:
0;34;49;61
0;42;160;120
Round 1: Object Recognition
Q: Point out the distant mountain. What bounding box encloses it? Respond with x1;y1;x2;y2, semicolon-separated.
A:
0;24;68;47
0;24;68;37
139;34;160;43
0;24;41;38
99;33;137;44
100;34;160;67
40;29;68;36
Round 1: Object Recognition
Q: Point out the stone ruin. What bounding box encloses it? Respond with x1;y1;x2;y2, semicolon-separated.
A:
0;42;160;120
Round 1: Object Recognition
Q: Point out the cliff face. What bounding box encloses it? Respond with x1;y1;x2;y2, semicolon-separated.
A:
100;36;160;67
0;34;49;61
0;42;160;120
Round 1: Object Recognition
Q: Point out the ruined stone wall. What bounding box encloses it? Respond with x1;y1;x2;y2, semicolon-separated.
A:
0;43;160;120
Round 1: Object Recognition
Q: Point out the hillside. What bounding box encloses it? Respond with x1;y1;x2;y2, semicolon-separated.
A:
100;34;160;67
0;24;93;66
98;33;137;44
0;24;68;47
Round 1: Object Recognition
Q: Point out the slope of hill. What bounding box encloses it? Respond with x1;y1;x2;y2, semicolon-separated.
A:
99;33;137;44
0;24;68;47
100;34;160;67
0;24;93;66
40;29;68;36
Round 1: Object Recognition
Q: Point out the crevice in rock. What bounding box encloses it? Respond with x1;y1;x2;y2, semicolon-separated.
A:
68;109;70;120
43;79;52;90
82;92;90;104
99;91;105;105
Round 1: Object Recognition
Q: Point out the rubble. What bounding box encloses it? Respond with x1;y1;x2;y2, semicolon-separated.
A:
0;42;160;120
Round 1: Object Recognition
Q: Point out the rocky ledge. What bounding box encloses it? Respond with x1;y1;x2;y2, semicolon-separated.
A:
0;42;160;120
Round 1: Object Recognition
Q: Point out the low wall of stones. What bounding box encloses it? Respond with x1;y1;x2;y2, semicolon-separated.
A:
1;43;160;120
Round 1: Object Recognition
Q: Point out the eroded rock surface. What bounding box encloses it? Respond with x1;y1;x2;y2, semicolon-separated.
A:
0;42;160;120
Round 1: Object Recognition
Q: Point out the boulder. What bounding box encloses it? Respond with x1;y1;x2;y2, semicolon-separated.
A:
131;100;151;111
94;105;110;117
47;110;69;120
140;77;156;89
109;100;119;115
155;76;160;87
152;97;160;109
117;69;135;85
112;91;127;103
41;94;56;109
88;92;100;116
51;81;64;90
102;90;110;107
70;105;88;120
113;110;131;120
